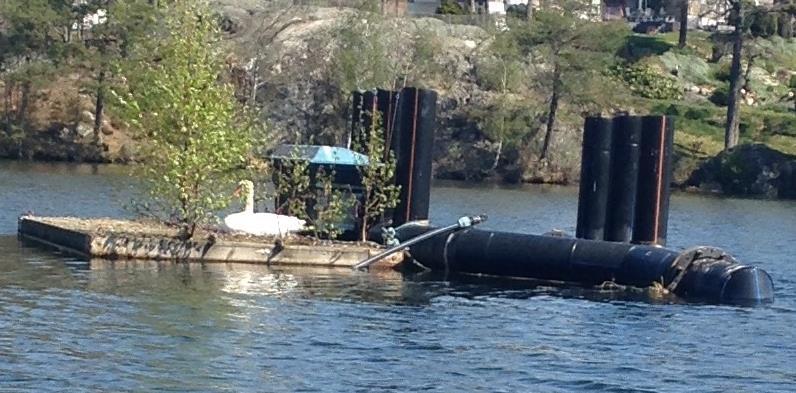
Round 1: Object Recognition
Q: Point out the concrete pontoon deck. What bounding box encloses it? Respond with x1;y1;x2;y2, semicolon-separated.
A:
18;216;403;269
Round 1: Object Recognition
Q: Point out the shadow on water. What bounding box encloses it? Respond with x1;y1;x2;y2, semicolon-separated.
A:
405;270;686;307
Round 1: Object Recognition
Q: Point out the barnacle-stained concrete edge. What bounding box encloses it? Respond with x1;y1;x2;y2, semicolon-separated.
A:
17;216;404;269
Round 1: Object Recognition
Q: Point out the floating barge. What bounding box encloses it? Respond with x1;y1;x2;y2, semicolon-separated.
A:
17;216;403;269
14;93;778;307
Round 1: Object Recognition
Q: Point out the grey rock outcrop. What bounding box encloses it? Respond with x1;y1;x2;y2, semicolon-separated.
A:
686;144;796;199
218;3;584;183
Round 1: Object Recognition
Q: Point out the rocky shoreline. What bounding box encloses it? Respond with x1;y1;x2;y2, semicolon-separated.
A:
3;136;795;199
3;4;794;200
684;144;796;199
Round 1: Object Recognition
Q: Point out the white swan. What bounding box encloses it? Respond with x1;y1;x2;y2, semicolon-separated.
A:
223;180;306;236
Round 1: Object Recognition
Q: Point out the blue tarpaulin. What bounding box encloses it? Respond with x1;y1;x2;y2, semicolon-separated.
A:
270;144;369;166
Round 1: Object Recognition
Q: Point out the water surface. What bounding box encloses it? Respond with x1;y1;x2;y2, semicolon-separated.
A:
1;161;795;392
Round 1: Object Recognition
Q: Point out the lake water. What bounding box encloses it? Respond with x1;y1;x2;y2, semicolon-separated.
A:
1;160;795;392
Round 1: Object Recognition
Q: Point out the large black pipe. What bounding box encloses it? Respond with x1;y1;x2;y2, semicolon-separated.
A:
605;116;642;242
377;89;400;158
350;90;363;148
576;117;613;240
633;116;674;246
392;87;437;226
398;225;774;305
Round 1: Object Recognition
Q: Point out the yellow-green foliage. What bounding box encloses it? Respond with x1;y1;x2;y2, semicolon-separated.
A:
610;63;683;100
113;1;254;237
312;168;354;240
354;113;400;241
272;148;312;219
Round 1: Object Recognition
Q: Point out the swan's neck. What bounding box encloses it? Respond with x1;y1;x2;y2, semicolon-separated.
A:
243;188;254;214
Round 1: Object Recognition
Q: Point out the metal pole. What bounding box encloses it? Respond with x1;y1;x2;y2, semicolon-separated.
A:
353;215;487;271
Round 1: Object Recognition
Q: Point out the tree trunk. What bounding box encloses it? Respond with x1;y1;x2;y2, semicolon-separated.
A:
526;1;533;21
2;82;11;135
724;0;743;151
742;53;757;93
468;0;476;13
678;0;688;48
360;193;369;242
249;61;258;108
93;69;106;146
540;63;561;162
781;14;793;39
492;139;503;171
17;80;31;128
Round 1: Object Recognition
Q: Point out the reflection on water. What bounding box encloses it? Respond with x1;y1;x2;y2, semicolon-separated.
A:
2;162;796;392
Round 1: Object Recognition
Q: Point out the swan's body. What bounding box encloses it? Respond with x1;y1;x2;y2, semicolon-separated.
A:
223;180;306;236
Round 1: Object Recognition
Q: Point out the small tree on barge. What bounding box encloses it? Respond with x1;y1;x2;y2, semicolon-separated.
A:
113;1;254;238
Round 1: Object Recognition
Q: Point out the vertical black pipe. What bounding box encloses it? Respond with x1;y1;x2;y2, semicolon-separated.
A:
350;90;363;149
633;116;675;246
377;89;399;158
392;87;437;226
576;117;613;240
604;116;642;242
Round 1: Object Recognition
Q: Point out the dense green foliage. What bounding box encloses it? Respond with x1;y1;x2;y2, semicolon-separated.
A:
272;153;351;240
0;0;158;139
353;113;400;242
436;0;467;15
113;1;254;238
506;8;628;160
609;64;682;100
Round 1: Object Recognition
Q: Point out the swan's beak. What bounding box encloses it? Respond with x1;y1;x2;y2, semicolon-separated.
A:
232;185;242;197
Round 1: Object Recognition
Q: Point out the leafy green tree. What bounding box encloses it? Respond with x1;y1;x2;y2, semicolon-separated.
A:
332;12;396;95
353;113;400;242
473;30;536;171
272;146;312;219
0;0;159;145
721;2;796;150
723;0;752;150
436;0;467;15
311;168;353;240
469;95;538;173
513;6;627;161
82;1;161;143
112;1;254;238
0;0;71;136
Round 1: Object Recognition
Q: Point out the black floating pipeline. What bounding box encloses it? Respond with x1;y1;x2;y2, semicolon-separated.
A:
397;225;774;306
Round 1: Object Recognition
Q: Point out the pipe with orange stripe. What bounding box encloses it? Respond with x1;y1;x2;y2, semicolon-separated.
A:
633;116;674;246
391;87;437;227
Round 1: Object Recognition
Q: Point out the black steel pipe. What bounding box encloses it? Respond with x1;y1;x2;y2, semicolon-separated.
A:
605;116;642;242
377;88;400;158
392;87;437;226
633;116;674;246
397;225;774;305
350;90;364;148
576;117;613;240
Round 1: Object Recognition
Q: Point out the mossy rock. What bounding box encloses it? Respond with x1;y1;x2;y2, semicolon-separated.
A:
686;143;796;198
659;51;714;86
